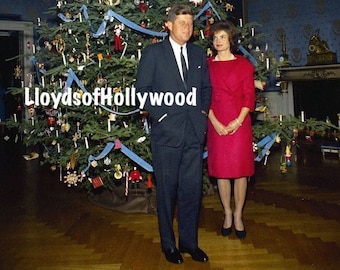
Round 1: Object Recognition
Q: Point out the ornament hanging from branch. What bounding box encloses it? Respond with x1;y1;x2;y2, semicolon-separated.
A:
53;34;66;65
225;3;234;12
139;0;149;12
114;24;123;52
120;41;128;59
13;64;22;80
103;0;121;6
189;0;203;7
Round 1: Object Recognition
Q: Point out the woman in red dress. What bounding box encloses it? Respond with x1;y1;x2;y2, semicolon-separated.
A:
207;20;255;239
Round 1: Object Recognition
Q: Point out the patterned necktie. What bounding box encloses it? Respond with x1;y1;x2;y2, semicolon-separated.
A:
180;47;188;83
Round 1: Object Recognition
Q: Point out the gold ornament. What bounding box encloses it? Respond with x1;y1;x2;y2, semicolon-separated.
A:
275;135;281;143
64;171;81;187
13;65;22;79
61;122;71;132
114;164;123;179
53;34;66;65
225;3;234;11
103;0;121;6
70;150;78;170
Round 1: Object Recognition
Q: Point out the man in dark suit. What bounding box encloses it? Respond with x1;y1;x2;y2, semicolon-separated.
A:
135;3;211;265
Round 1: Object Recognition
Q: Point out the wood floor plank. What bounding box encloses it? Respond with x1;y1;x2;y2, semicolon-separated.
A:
1;141;340;269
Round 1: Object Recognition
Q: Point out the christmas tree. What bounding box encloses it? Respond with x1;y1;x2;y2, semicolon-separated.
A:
6;0;336;193
6;0;241;191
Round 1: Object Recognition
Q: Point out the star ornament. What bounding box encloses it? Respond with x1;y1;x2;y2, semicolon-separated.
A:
225;3;234;12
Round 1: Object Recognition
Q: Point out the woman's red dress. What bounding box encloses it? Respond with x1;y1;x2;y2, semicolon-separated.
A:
207;55;255;179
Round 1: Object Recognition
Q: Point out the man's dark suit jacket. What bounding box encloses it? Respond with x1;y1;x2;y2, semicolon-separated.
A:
136;37;211;147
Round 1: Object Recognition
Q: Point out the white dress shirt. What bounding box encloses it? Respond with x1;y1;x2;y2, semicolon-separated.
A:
169;37;188;81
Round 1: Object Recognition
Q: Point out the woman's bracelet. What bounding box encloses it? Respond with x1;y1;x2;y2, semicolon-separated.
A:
235;118;242;127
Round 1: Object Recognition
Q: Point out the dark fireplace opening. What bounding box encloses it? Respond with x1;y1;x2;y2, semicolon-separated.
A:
293;80;340;125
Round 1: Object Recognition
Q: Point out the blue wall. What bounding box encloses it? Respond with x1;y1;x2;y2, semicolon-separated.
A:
0;0;53;22
247;0;340;66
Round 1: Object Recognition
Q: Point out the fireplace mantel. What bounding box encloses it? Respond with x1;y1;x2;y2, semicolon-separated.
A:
261;64;340;118
279;64;340;81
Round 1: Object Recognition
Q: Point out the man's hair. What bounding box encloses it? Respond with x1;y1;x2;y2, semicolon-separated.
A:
167;4;193;22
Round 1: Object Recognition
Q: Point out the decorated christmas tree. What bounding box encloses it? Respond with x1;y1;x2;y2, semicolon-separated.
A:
6;0;336;194
5;0;240;192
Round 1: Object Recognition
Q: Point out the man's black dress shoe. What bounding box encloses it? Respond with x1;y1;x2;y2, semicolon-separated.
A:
163;248;183;264
179;246;209;262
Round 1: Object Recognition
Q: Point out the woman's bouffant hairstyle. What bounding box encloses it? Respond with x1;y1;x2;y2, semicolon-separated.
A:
209;20;239;54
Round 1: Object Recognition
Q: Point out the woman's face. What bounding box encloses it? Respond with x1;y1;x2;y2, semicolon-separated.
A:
212;30;231;52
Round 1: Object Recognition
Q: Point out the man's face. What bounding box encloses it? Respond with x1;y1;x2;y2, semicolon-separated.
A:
167;14;193;45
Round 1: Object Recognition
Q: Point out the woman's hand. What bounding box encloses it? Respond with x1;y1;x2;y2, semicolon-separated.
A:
209;109;230;136
213;121;229;136
225;119;242;135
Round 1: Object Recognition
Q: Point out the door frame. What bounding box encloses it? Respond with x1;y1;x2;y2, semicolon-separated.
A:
0;20;34;87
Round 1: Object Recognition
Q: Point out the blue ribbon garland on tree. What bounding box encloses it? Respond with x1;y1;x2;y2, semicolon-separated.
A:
29;56;46;86
82;139;153;174
82;139;210;175
254;132;277;162
66;68;140;116
57;2;257;66
58;5;167;39
95;9;168;38
194;1;221;20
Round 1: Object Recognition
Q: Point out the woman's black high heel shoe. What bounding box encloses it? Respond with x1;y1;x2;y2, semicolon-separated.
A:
235;216;247;240
221;226;232;236
221;215;233;236
235;228;246;239
234;215;246;239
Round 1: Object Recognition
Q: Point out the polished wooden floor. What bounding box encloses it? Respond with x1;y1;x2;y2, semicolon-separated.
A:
0;137;340;270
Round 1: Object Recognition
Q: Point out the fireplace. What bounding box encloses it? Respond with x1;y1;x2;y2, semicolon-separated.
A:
277;64;340;124
293;80;340;124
